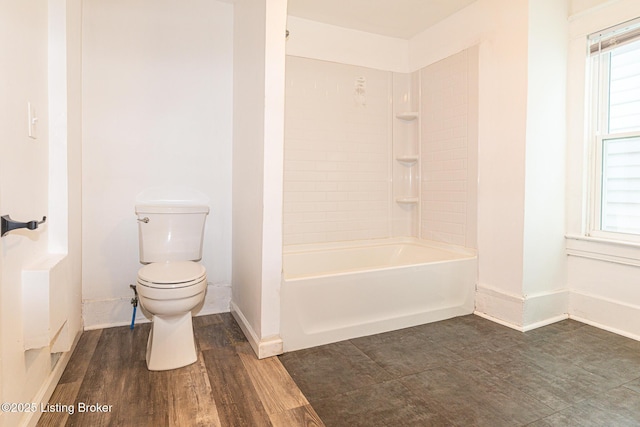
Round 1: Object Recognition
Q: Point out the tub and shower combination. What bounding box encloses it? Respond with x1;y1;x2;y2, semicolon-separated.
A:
280;52;479;351
280;238;477;351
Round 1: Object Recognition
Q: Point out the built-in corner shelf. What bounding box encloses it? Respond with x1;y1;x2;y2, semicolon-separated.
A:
395;112;419;121
395;197;419;204
396;155;419;164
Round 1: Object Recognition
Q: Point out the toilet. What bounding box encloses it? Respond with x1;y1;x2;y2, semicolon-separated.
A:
134;203;209;371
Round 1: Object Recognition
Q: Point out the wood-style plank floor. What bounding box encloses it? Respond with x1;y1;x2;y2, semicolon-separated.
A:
37;313;323;427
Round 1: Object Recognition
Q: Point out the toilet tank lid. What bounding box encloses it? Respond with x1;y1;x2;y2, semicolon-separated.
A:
135;204;209;214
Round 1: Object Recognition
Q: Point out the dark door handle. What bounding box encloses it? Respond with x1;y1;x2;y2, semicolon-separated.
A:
1;215;47;237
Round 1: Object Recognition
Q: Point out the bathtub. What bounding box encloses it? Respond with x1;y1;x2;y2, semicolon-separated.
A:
280;238;477;351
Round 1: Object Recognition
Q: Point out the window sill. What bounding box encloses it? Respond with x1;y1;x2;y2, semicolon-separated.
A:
565;234;640;267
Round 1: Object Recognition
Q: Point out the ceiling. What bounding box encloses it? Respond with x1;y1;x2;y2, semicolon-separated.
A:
287;0;478;40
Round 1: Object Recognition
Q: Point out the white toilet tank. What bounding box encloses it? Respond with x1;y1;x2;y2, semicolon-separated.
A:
136;204;209;263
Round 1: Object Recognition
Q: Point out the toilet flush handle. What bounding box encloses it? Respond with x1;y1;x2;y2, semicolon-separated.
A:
137;217;149;223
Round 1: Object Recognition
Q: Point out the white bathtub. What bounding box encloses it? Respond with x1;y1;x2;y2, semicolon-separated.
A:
281;238;477;351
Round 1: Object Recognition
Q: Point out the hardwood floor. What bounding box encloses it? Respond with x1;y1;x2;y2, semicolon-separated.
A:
37;314;323;427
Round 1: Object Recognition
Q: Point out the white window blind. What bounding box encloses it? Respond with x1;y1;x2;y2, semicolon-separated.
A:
608;40;640;134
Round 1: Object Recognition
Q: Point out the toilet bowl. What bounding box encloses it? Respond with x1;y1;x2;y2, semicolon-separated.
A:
137;261;207;371
135;202;210;371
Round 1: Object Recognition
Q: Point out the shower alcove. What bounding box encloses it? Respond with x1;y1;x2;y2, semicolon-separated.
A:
281;41;479;350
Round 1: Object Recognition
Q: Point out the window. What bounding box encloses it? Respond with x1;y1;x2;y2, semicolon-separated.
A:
589;19;640;240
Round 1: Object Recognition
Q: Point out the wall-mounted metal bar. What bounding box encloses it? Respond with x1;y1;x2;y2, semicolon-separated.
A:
1;215;47;237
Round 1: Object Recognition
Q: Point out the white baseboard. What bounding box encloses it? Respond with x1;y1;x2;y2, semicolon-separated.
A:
475;284;524;329
25;330;82;427
83;283;231;330
230;302;283;359
473;310;525;331
570;290;640;341
523;289;569;329
475;284;569;331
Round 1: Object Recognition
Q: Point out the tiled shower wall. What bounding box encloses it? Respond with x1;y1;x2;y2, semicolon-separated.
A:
420;49;478;248
284;50;477;248
283;56;392;245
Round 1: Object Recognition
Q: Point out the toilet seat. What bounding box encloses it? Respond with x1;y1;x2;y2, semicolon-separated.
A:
137;261;206;289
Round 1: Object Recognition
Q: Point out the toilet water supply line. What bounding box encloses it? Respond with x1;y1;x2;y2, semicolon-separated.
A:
129;284;138;329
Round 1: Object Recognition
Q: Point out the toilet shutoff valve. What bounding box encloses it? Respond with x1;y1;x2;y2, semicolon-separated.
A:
130;284;138;307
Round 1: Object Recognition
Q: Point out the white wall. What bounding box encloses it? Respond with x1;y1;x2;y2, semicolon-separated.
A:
521;0;568;325
0;4;50;426
48;0;84;356
566;0;640;340
81;0;233;328
403;0;640;336
409;0;532;326
0;1;83;425
286;16;409;73
66;0;84;347
283;57;392;245
231;0;287;358
408;0;572;329
420;48;479;248
569;0;614;16
231;0;267;354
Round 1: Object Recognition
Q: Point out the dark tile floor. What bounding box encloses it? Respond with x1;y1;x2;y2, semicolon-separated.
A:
279;315;640;427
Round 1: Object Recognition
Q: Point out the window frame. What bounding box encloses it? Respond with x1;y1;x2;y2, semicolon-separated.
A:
587;20;640;244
